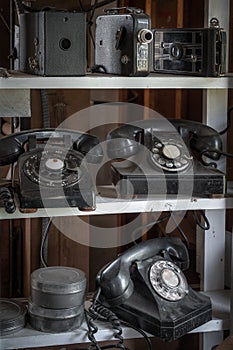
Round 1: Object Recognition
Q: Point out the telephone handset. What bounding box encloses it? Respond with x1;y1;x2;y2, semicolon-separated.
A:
106;118;225;196
107;118;222;165
0;129;103;211
96;237;212;341
0;128;103;166
97;237;189;305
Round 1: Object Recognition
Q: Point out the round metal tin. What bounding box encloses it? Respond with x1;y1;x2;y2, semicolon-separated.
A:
0;299;27;336
31;266;86;309
28;300;84;333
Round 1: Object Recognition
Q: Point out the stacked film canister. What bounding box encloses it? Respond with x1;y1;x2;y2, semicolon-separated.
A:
28;266;86;333
0;299;27;335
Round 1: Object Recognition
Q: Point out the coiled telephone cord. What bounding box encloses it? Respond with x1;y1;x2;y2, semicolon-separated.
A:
84;310;102;350
0;187;16;214
85;287;128;350
90;303;126;349
85;298;152;350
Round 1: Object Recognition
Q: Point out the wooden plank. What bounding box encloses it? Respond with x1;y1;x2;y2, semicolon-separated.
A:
52;216;90;289
0;221;10;296
175;0;184;119
177;0;184;27
23;218;31;297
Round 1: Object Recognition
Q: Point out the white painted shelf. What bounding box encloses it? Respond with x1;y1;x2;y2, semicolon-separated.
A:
0;186;232;220
0;291;230;350
0;72;233;89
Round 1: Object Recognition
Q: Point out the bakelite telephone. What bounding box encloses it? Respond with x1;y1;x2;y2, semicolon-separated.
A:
0;129;103;211
95;237;212;342
106;118;225;196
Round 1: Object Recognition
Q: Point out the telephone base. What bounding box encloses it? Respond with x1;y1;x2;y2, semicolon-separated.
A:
112;298;212;342
101;254;212;342
111;161;225;197
17;149;96;211
17;189;96;211
109;279;212;342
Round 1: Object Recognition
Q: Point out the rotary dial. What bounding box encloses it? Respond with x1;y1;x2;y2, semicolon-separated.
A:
150;138;192;172
23;148;82;188
149;259;188;301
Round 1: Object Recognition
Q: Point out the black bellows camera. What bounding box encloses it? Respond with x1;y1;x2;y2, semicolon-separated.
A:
150;18;226;77
19;11;86;76
95;7;153;76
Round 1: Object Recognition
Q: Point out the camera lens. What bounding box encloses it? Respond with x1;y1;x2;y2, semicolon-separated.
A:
138;29;153;44
59;38;72;51
169;43;183;60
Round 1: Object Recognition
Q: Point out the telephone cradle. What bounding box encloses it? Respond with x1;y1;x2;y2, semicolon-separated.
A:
0;129;103;211
96;237;212;342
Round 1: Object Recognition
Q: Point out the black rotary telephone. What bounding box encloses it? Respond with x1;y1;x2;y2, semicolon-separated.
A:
95;237;212;342
0;129;103;211
106;118;225;196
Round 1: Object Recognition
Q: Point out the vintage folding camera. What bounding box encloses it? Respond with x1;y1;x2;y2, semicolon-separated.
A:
151;18;226;76
95;7;153;76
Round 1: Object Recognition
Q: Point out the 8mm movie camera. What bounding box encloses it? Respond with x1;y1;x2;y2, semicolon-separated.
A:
95;7;153;76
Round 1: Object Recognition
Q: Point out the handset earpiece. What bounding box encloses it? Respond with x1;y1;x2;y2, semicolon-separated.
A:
0;128;104;166
76;134;103;163
170;119;223;161
0;136;25;165
107;124;143;159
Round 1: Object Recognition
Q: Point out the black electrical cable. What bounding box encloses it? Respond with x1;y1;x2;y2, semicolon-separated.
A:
200;148;233;167
170;212;190;248
78;0;85;12
127;91;139;103
87;0;98;49
120;321;152;350
219;105;233;135
193;210;210;231
40;89;51;267
86;0;117;51
40;217;53;268
131;213;171;244
213;149;233;158
0;11;10;32
13;0;25;17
